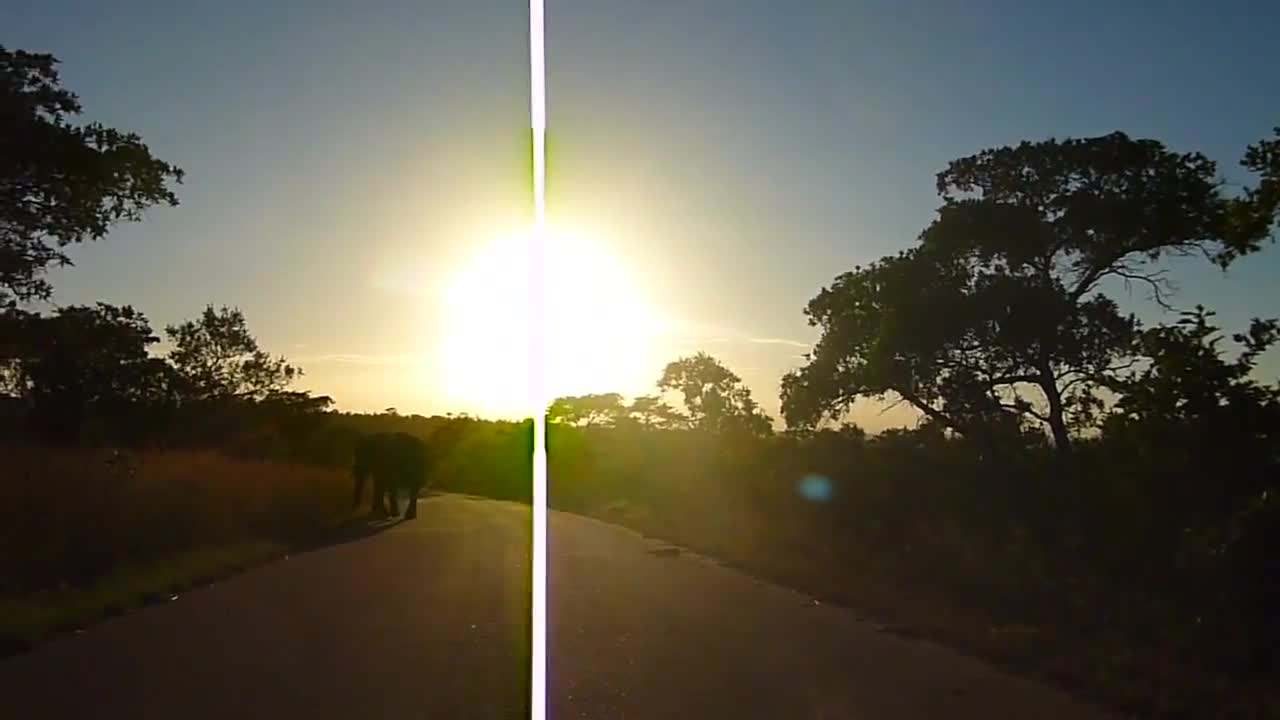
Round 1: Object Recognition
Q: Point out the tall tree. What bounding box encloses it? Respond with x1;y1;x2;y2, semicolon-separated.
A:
659;352;773;436
783;130;1280;454
0;46;183;307
165;305;299;402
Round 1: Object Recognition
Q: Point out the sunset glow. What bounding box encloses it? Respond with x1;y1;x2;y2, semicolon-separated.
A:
437;226;665;419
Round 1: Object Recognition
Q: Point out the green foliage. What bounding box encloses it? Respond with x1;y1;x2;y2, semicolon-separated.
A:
0;46;183;307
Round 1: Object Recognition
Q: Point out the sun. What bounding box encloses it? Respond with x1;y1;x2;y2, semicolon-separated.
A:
437;226;664;418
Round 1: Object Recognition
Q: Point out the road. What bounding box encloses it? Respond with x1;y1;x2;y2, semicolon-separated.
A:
0;495;1113;719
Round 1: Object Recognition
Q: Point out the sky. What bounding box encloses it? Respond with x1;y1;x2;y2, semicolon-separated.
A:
7;0;1280;428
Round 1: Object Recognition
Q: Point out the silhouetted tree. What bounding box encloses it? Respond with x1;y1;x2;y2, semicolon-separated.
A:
1103;306;1280;514
547;393;626;427
658;352;773;436
1223;126;1280;260
625;394;687;429
165;305;299;402
783;131;1280;455
4;303;174;441
0;46;183;307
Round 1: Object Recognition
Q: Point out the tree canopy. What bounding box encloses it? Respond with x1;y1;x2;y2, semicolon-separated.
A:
547;393;627;427
783;130;1280;454
2;303;174;440
165;305;300;402
0;46;184;307
625;394;686;429
659;352;773;436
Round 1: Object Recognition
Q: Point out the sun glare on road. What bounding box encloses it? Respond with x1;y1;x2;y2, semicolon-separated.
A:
438;226;664;418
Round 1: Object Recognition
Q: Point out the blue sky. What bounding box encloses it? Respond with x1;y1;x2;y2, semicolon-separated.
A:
7;0;1279;426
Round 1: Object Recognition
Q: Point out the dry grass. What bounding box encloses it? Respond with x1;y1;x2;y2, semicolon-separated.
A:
0;446;353;651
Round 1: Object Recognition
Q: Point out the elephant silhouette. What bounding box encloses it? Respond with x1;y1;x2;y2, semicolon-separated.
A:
352;431;430;520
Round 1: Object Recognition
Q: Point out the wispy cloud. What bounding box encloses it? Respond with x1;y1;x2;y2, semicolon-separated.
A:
745;337;810;349
663;319;811;350
297;353;419;367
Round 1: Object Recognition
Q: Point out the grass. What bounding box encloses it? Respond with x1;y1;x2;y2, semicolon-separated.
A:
0;541;286;655
0;445;355;656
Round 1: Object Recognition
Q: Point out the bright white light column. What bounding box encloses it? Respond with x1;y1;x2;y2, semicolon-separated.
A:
529;0;548;718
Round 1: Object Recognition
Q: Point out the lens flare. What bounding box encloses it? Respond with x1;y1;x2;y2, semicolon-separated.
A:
798;474;833;502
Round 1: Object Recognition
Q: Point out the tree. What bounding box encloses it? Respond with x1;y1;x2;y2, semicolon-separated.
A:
4;303;174;441
0;46;183;307
1103;307;1280;509
783;130;1280;455
165;305;299;402
626;394;687;429
658;352;773;436
1223;126;1280;262
547;393;626;427
1110;307;1279;430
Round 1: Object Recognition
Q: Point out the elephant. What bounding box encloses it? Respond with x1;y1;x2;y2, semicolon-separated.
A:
352;431;430;520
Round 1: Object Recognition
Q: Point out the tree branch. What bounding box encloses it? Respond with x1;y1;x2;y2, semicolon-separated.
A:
998;400;1050;423
987;373;1043;387
894;386;967;435
1103;266;1177;310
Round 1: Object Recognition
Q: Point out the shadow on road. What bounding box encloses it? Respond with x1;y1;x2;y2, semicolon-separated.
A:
290;516;410;557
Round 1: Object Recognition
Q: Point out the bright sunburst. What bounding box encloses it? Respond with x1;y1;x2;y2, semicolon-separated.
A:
438;225;664;418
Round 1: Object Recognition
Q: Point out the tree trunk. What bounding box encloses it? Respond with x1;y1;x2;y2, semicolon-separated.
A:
1040;371;1073;456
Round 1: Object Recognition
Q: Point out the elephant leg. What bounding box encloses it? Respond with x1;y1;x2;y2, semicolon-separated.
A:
372;475;390;518
385;481;400;517
405;487;419;519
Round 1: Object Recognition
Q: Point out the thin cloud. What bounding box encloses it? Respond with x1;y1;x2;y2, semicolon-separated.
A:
297;353;419;367
665;319;810;350
745;337;810;349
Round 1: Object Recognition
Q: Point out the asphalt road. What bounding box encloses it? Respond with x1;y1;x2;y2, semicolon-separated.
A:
0;495;1114;719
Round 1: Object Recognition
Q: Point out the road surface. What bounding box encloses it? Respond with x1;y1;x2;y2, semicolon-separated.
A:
0;495;1113;719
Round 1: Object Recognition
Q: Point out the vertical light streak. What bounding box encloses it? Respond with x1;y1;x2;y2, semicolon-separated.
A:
528;0;548;718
